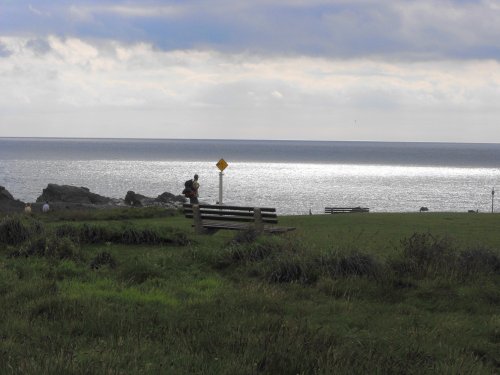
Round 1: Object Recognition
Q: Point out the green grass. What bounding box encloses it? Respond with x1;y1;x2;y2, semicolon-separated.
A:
283;212;500;256
0;210;499;374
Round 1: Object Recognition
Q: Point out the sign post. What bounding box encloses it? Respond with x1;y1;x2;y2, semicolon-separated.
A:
216;158;228;206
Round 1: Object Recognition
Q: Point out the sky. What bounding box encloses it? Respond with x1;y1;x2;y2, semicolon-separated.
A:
0;0;499;142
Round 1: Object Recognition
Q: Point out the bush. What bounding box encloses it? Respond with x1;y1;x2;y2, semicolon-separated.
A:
231;228;260;244
458;247;500;276
215;238;281;269
8;235;80;261
47;207;178;222
80;224;114;244
317;251;381;279
54;224;82;243
0;215;44;245
266;256;318;284
121;227;162;245
394;232;456;278
53;223;189;246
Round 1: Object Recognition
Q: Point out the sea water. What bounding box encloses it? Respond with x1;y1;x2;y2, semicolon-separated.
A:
1;138;499;214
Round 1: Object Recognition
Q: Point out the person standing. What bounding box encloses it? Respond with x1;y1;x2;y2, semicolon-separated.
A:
183;174;200;204
191;174;200;204
42;201;50;213
24;203;32;214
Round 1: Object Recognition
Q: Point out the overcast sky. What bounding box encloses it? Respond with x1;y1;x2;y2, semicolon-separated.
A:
0;0;499;142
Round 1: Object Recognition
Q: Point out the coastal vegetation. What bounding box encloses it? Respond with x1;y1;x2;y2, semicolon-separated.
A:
0;209;499;374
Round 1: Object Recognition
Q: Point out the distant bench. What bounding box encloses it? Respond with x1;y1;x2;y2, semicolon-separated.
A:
324;207;370;214
183;204;296;234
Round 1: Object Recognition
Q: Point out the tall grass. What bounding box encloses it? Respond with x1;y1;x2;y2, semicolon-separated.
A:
39;206;179;222
8;235;82;261
54;223;189;246
216;231;499;287
0;215;44;246
390;232;500;280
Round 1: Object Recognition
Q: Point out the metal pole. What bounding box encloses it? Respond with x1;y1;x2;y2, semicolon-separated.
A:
219;171;223;206
491;187;495;213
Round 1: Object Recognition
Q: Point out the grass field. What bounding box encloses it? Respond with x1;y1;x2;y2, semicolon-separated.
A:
0;209;499;374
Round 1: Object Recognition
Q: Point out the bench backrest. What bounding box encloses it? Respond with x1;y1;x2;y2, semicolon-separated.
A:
183;204;278;224
325;207;369;214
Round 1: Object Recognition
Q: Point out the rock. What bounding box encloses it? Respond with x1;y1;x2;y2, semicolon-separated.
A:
125;190;186;207
419;207;429;212
125;191;148;207
156;192;186;204
36;184;112;205
30;184;184;210
0;186;25;212
0;186;15;201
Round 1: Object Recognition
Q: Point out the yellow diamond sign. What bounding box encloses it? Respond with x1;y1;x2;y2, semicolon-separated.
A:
216;158;228;172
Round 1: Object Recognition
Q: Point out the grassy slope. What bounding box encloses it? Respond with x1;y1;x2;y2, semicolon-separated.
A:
0;210;499;374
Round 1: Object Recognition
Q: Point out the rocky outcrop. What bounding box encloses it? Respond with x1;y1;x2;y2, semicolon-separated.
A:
156;192;186;204
125;191;186;207
36;184;112;205
2;184;185;212
0;186;25;212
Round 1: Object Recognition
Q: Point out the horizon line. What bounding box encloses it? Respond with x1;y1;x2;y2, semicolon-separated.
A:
1;136;500;146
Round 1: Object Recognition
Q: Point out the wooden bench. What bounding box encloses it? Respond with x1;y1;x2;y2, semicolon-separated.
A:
324;207;370;214
183;204;295;234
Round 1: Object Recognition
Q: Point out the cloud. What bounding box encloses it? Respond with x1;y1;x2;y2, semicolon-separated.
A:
0;36;499;141
28;4;50;17
68;4;182;20
0;1;499;60
0;42;11;57
271;91;283;99
26;38;51;55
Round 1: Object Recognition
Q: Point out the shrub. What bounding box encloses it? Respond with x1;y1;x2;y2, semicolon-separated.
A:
317;251;381;279
266;256;318;284
54;224;82;243
395;232;456;278
9;235;80;261
215;236;293;270
53;223;189;246
233;243;274;262
231;228;260;244
216;240;279;269
458;247;500;276
79;224;114;244
44;207;178;222
169;231;190;246
0;215;44;245
90;251;117;270
121;227;161;245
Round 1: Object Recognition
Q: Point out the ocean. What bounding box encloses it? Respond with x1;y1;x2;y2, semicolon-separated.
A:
1;138;499;215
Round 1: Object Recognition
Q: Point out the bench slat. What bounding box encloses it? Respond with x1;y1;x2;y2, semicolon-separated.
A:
325;207;369;214
325;207;369;210
184;209;277;219
183;203;276;213
185;214;278;224
201;220;295;233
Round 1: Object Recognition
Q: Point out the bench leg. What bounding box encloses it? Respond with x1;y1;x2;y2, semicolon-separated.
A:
253;208;264;234
193;205;205;235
